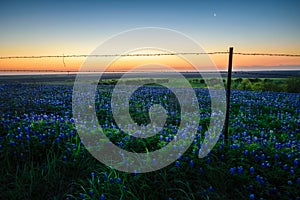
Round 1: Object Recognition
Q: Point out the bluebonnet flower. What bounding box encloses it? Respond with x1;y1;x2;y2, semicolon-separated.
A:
256;175;264;185
206;157;211;163
9;140;16;146
189;160;194;168
237;166;243;174
109;178;114;183
26;135;30;141
249;194;254;199
230;167;236;174
100;194;105;200
103;172;108;180
159;135;163;141
91;172;95;179
199;167;204;174
79;193;84;199
116;178;122;184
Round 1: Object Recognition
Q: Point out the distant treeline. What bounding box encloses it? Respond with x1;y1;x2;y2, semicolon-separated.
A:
190;77;300;93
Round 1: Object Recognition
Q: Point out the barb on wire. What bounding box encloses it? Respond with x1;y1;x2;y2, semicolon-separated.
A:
62;53;66;68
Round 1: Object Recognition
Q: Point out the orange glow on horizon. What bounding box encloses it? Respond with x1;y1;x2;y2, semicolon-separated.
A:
0;52;300;71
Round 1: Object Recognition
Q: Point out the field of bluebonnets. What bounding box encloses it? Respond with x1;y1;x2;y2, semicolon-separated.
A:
0;77;299;200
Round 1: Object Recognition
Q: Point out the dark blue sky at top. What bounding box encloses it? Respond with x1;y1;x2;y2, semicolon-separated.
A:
0;0;299;55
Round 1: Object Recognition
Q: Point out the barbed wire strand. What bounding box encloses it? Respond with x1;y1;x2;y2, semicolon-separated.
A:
0;52;227;59
233;52;300;57
0;52;300;59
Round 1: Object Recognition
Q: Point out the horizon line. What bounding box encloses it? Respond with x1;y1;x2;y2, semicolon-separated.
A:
0;69;300;73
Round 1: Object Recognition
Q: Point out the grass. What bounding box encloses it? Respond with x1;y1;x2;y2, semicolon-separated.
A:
0;80;299;199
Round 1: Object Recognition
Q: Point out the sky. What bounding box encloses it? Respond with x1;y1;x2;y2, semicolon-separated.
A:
0;0;299;71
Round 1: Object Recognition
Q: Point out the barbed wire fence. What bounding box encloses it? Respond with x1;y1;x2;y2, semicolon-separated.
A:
0;51;299;75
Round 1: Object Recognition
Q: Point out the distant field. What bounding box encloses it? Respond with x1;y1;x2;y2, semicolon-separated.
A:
0;70;299;84
0;70;299;93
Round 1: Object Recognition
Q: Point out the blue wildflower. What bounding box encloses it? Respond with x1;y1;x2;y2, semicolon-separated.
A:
79;193;84;199
103;172;108;180
230;167;236;174
206;157;211;163
189;160;194;168
91;172;95;178
199;167;204;173
116;178;122;184
100;194;105;200
238;166;243;174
